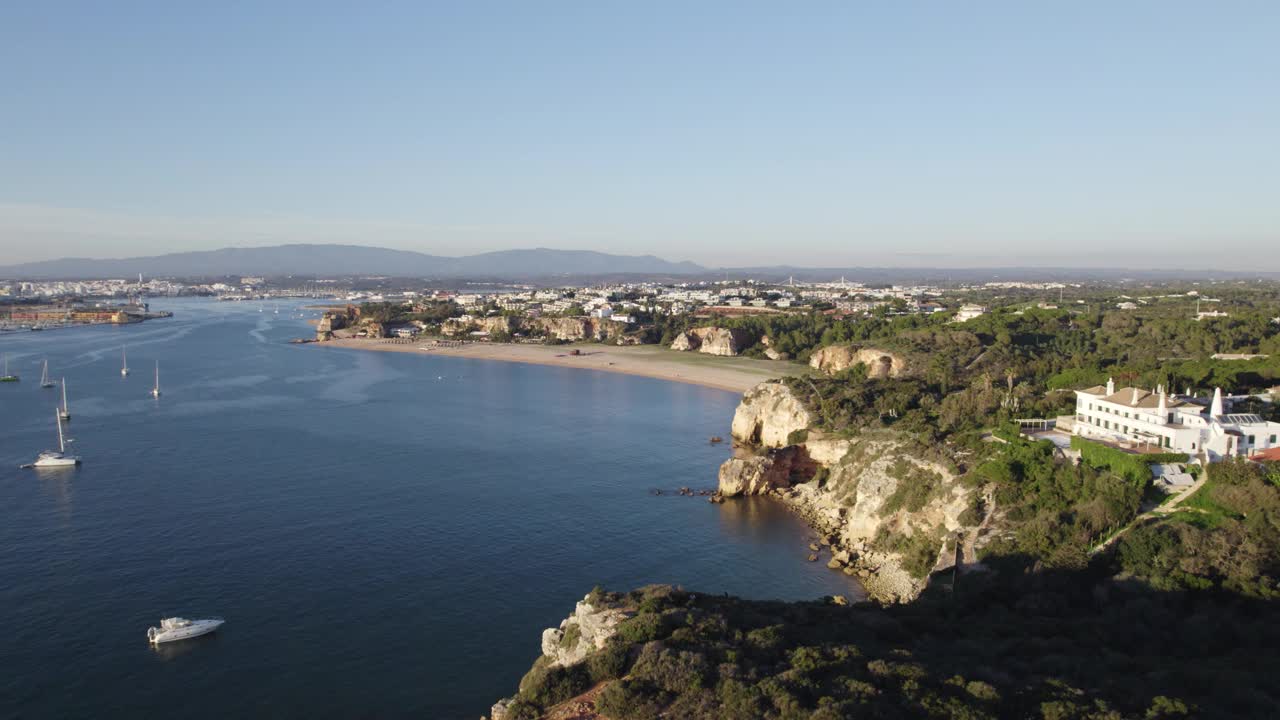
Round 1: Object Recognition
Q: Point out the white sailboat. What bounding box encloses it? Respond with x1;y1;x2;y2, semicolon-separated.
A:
121;346;130;377
1;353;18;382
24;407;80;468
41;359;55;388
151;361;162;398
59;378;72;421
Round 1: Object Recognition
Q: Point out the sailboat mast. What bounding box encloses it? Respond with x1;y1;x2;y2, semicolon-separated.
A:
62;378;68;411
56;408;65;453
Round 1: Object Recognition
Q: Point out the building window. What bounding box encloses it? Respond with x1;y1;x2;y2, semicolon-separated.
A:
1271;434;1277;444
1164;437;1171;448
1247;435;1255;445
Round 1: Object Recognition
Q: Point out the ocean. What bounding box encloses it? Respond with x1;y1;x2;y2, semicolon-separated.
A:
0;298;860;718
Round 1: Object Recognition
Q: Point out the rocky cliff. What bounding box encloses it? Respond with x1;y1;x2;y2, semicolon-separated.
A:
488;590;634;720
670;326;753;356
534;316;626;342
809;345;907;377
717;381;985;603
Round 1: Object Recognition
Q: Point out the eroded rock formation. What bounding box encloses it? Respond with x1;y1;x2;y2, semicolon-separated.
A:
809;345;907;378
730;381;815;448
717;381;986;603
670;326;753;356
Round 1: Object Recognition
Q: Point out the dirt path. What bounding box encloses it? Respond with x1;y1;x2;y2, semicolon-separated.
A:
1089;474;1207;555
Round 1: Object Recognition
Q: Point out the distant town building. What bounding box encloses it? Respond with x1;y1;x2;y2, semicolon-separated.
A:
954;304;987;322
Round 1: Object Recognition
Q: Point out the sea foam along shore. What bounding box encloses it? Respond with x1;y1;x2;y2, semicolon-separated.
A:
312;338;796;393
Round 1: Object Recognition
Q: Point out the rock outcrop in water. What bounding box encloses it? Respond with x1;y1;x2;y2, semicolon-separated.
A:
717;381;987;603
809;345;907;378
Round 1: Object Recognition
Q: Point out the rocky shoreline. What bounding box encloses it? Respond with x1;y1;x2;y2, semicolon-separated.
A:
712;380;988;604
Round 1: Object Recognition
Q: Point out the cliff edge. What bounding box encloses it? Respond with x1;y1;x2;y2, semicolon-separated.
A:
718;381;990;603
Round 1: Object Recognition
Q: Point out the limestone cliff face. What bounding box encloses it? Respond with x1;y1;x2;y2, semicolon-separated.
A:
539;596;632;667
670;326;753;356
809;345;907;378
534;316;625;342
442;316;519;336
730;381;815;448
489;592;632;720
717;382;984;603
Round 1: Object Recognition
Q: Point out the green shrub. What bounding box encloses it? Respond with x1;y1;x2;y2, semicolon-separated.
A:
616;613;670;644
517;658;590;708
587;641;633;682
787;428;810;445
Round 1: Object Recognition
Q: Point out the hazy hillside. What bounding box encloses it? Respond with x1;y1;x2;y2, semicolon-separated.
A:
0;245;706;279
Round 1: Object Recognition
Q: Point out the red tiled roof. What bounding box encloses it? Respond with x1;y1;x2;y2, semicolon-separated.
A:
1254;447;1280;462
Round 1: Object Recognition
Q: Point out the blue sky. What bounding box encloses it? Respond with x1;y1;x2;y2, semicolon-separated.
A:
1;2;1277;269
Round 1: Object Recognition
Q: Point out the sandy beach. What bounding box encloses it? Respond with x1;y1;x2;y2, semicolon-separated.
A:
313;338;800;393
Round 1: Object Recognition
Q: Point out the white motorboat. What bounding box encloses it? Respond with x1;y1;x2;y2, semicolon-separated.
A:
121;346;130;377
147;617;224;644
26;408;80;468
40;359;55;388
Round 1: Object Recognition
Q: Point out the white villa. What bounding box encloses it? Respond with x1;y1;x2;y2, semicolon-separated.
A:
1073;378;1280;461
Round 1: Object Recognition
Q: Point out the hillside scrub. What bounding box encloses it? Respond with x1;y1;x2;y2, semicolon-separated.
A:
504;572;1280;719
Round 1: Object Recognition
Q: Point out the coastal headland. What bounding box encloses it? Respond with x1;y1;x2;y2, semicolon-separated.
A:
312;337;799;393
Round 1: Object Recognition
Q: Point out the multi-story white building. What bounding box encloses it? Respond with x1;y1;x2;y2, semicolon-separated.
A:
1074;379;1280;461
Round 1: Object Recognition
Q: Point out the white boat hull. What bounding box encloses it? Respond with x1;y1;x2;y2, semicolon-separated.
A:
148;618;224;644
33;453;80;468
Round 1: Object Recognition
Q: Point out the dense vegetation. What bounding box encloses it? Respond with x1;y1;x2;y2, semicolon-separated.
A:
503;565;1280;719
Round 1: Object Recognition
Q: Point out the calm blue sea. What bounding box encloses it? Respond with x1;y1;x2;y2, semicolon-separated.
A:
0;298;860;719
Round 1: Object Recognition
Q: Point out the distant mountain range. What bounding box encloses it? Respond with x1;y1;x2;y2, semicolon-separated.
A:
3;244;1276;283
0;245;706;280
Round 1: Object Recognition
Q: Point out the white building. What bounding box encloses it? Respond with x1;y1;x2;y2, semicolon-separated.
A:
954;304;987;322
1074;378;1280;461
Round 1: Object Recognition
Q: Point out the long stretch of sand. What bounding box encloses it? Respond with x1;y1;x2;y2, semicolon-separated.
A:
314;338;800;393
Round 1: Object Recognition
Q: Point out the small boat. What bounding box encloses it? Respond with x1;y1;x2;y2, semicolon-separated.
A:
151;361;162;398
1;353;18;382
24;408;80;468
147;617;224;644
41;359;55;388
121;346;130;377
59;378;72;421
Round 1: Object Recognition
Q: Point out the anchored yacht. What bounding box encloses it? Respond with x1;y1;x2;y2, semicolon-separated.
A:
147;617;224;644
1;353;17;382
59;378;71;421
25;408;80;468
40;359;55;388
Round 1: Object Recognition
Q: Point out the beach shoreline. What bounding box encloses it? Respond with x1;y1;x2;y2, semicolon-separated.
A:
311;338;798;393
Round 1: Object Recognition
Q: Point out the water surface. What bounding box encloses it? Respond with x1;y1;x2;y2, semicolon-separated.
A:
0;299;860;718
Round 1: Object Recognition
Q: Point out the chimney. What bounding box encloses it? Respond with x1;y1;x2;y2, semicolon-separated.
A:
1210;387;1224;418
1131;388;1140;405
1106;377;1115;395
1157;391;1167;424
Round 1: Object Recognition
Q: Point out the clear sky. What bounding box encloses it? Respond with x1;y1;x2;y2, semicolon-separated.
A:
2;2;1277;269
